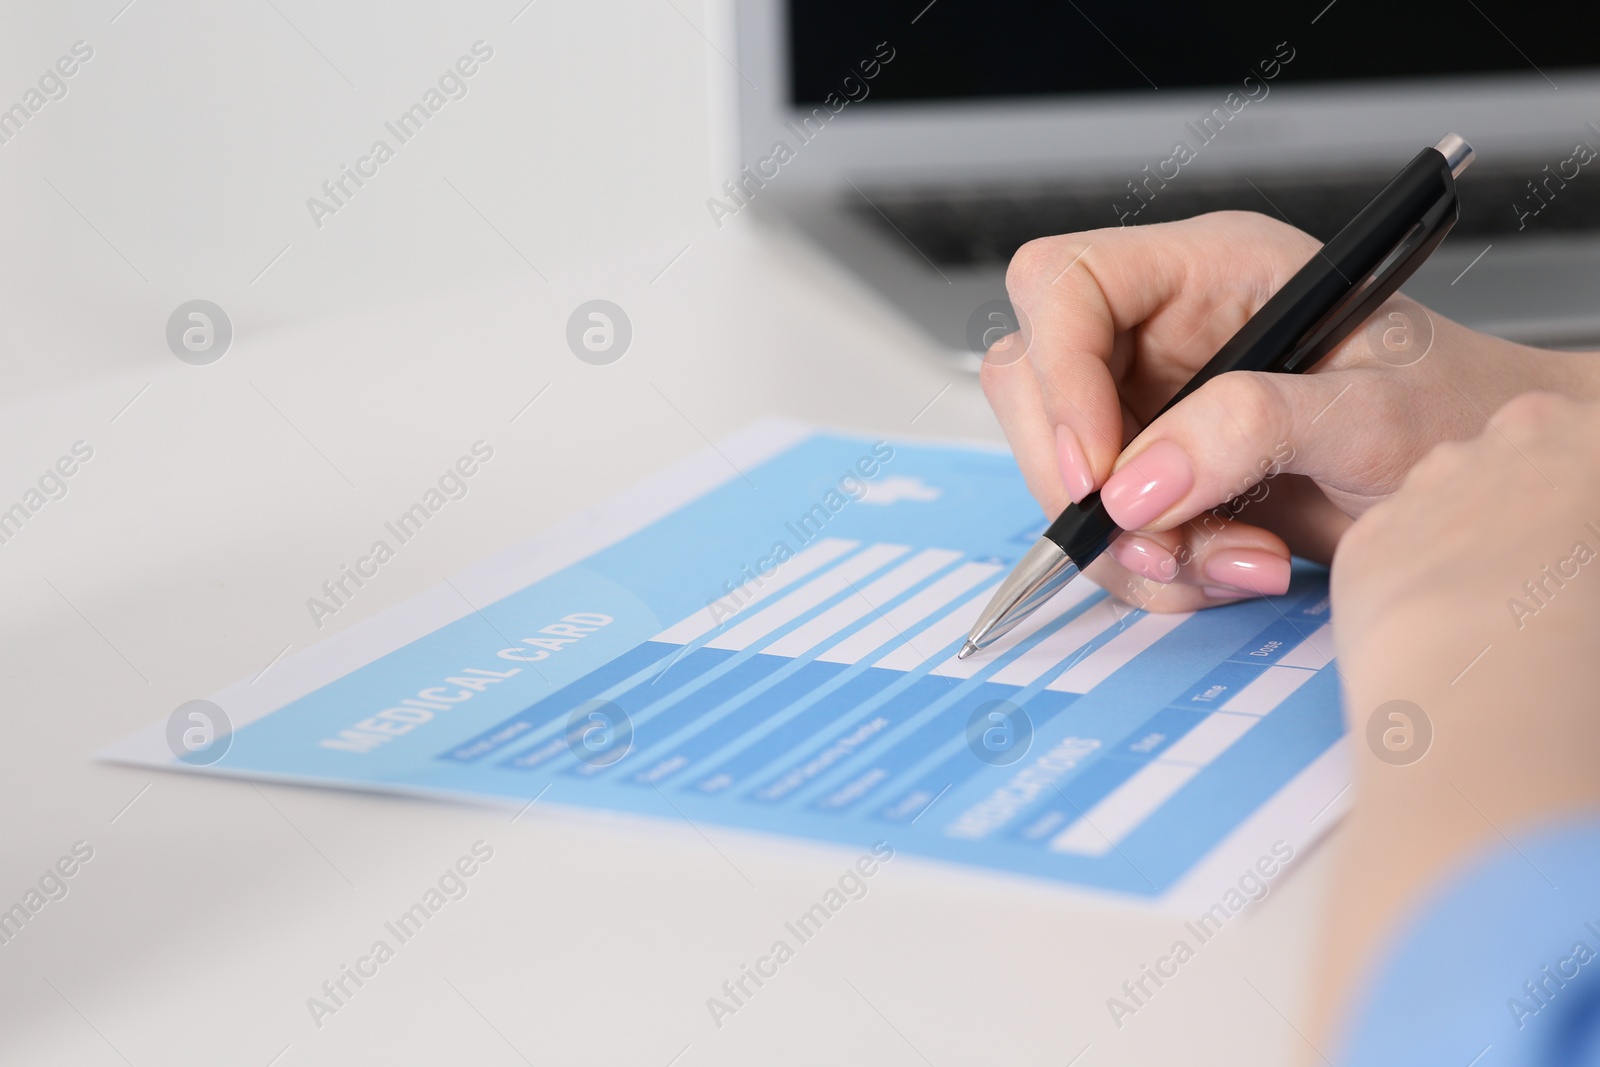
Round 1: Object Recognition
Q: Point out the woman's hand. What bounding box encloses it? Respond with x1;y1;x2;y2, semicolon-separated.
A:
982;210;1600;612
1331;389;1600;675
1313;391;1600;1054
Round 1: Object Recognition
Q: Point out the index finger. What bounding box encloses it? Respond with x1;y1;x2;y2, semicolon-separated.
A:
1000;212;1318;487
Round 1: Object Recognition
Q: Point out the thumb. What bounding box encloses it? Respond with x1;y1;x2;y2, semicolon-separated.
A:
1095;367;1400;533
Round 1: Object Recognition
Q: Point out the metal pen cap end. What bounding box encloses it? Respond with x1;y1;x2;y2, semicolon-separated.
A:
1434;133;1474;178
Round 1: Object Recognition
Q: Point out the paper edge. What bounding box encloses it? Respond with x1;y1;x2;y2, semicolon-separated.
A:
97;413;1347;910
98;415;818;764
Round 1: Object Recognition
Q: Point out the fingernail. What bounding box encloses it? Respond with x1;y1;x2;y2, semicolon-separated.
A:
1108;535;1178;583
1203;549;1292;597
1100;440;1194;530
1055;425;1095;504
1202;586;1246;601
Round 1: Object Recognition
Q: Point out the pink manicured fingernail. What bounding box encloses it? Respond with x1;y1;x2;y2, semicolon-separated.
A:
1108;535;1178;583
1055;425;1095;504
1203;549;1292;597
1203;586;1246;601
1100;440;1194;530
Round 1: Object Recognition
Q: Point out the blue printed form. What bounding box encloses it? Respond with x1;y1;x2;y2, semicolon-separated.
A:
105;422;1351;902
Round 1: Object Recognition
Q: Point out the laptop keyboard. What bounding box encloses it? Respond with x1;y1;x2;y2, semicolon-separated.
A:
850;166;1600;269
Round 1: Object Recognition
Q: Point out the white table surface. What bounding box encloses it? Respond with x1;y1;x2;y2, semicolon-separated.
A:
0;2;1338;1063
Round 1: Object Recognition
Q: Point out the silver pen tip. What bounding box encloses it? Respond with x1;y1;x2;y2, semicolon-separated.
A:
957;640;978;661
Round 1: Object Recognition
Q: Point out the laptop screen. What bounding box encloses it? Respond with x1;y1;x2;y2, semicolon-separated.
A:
788;0;1598;106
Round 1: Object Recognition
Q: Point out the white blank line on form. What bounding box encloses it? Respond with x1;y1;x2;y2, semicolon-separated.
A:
706;543;909;651
874;584;998;672
654;538;857;644
1157;712;1258;766
1221;665;1317;716
764;549;962;658
1049;762;1202;856
986;590;1114;688
1276;624;1334;670
930;578;1105;680
817;561;999;665
1047;611;1190;694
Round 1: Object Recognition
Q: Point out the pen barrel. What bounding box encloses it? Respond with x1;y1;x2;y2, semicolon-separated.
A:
1041;144;1460;572
1043;491;1119;564
1157;146;1458;417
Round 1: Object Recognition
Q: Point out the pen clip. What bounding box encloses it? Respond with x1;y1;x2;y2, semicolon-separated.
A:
1279;189;1458;373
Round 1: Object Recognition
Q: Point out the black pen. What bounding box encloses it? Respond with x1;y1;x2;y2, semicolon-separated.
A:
960;133;1474;659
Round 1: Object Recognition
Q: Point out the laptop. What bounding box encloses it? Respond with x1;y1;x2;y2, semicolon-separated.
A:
727;0;1600;365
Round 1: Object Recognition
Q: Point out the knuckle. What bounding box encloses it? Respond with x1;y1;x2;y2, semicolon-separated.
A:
1493;390;1569;437
1201;372;1282;451
1004;238;1052;293
1202;208;1276;231
1409;437;1470;480
1196;209;1313;247
1402;437;1492;503
1006;237;1079;297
